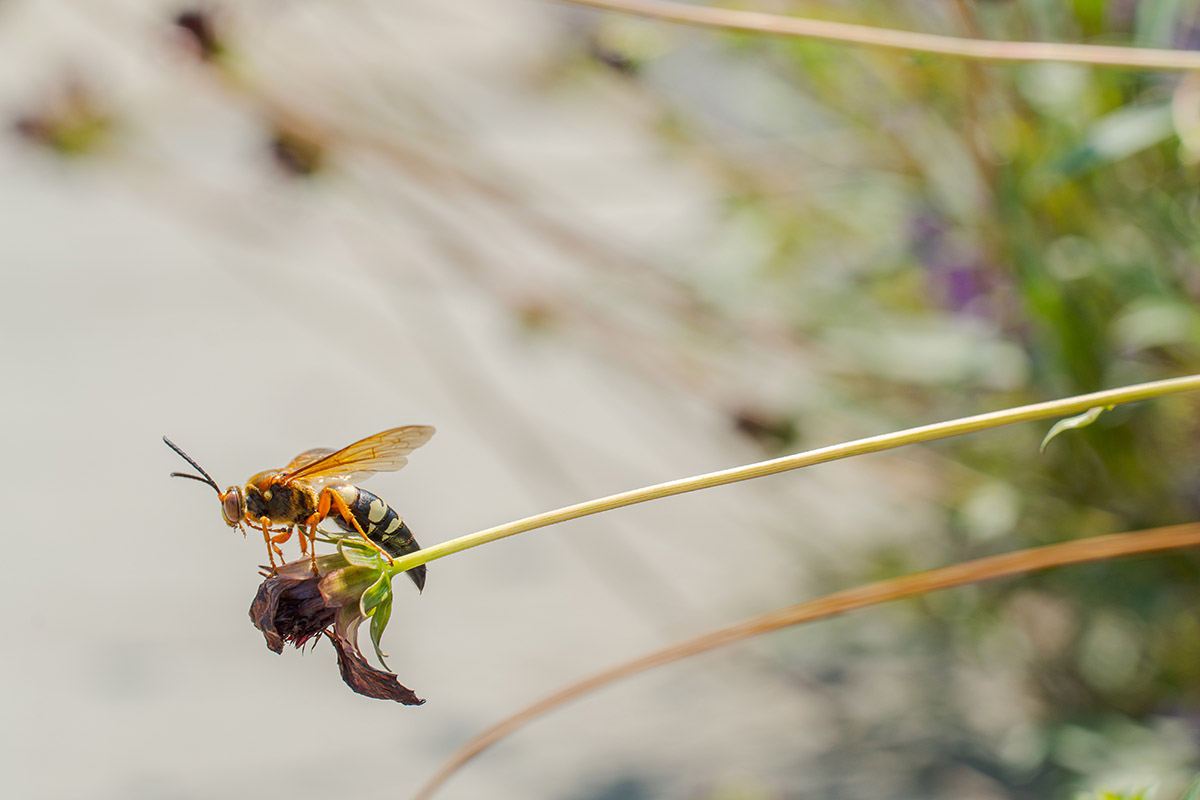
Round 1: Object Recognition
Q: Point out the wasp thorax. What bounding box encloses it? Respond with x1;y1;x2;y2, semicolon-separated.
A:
220;486;244;526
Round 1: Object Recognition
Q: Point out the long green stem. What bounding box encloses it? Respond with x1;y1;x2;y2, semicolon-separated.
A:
556;0;1200;71
410;521;1200;800
388;374;1200;578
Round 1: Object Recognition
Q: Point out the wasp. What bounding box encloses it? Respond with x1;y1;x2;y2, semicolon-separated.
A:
164;426;435;589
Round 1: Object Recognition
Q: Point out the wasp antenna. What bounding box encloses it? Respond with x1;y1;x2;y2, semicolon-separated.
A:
163;436;222;493
170;470;218;488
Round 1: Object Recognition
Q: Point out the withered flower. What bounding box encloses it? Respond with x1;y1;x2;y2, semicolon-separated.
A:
249;550;424;705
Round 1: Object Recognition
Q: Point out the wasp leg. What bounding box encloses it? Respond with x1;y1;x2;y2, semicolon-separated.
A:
270;526;295;559
311;488;394;564
297;525;321;575
292;525;319;575
267;525;316;572
260;517;283;571
293;525;320;574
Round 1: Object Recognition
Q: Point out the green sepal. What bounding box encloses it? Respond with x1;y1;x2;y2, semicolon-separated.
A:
338;538;382;568
1040;406;1110;452
360;570;392;618
319;566;378;606
368;592;394;672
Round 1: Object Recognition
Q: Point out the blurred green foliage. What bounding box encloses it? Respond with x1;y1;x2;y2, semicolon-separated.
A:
1075;789;1153;800
563;1;1200;797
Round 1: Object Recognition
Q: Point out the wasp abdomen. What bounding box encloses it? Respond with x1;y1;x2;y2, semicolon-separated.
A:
331;486;426;591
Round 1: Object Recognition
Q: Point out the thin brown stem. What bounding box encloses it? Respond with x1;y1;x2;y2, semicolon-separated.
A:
412;522;1200;799
556;0;1200;71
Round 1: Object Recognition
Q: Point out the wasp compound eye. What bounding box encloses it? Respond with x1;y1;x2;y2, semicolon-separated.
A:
221;487;242;526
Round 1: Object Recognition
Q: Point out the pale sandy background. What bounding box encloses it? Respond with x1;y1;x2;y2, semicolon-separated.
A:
1;1;951;799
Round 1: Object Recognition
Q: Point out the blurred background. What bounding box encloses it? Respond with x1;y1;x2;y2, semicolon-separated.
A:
3;0;1200;798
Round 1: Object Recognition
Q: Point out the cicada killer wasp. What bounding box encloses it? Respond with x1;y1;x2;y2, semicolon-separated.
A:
163;426;434;589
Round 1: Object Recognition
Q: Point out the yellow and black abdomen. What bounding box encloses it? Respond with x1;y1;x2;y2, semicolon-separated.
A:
330;485;426;591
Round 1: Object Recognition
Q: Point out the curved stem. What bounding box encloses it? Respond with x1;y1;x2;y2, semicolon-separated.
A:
388;374;1200;578
411;522;1200;799
555;0;1200;71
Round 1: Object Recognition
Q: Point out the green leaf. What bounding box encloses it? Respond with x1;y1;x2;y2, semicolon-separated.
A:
1057;103;1175;177
1040;406;1109;453
369;592;393;672
338;538;381;568
360;570;392;618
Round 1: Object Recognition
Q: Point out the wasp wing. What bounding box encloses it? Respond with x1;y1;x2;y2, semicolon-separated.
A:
283;426;436;484
285;448;337;472
281;447;360;487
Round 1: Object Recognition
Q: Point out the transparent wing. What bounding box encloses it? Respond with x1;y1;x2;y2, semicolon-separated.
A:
283;426;436;483
285;447;336;472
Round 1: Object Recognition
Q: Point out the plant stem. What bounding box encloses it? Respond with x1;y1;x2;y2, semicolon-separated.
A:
554;0;1200;71
388;374;1200;578
410;521;1200;799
